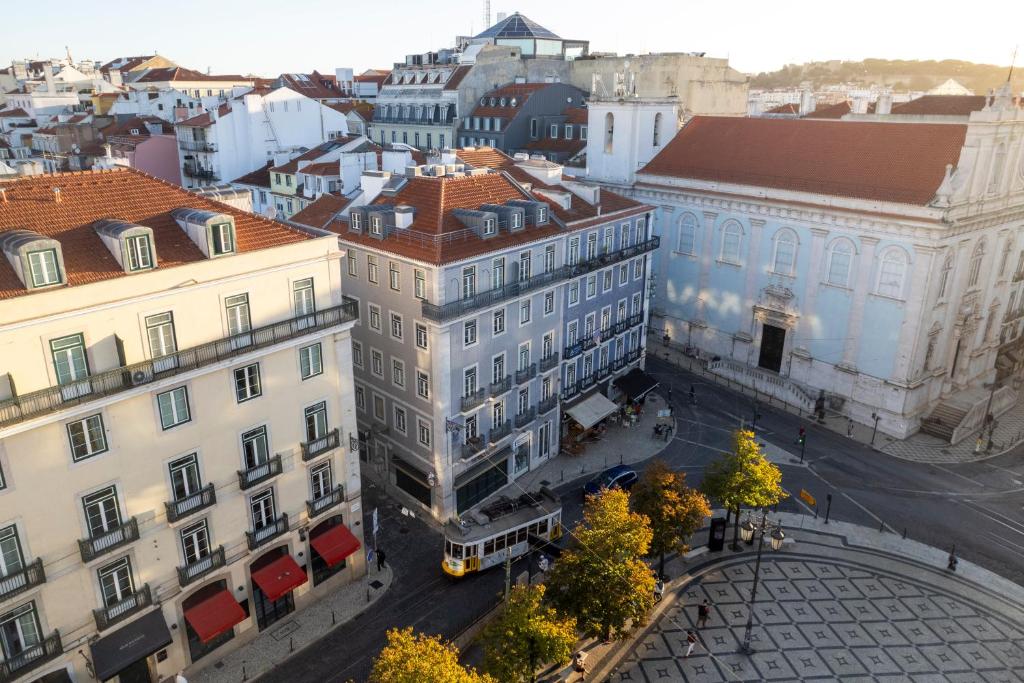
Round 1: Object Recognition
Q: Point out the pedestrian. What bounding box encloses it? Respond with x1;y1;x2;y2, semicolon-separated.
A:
684;629;698;658
689;385;696;405
376;547;386;571
573;650;588;679
664;424;673;442
697;599;711;628
847;419;854;438
667;386;673;402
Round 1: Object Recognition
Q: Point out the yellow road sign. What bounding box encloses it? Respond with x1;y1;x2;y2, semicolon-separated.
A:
799;489;816;507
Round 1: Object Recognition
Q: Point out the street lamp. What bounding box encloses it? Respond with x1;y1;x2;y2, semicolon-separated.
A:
738;512;785;655
870;412;881;446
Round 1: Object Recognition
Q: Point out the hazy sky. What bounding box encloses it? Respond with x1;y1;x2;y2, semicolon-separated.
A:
4;0;1020;77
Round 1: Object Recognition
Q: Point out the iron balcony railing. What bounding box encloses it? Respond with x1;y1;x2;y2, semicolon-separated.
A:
460;388;487;412
514;407;536;428
0;299;359;429
79;518;139;563
489;375;512;397
538;395;558;415
178;139;217;153
0;630;62;682
349;434;360;453
237;454;283;490
182;163;218;180
489;420;512;443
177;546;226;587
539;353;560;372
565;336;597;360
247;513;289;551
0;558;45;600
421;237;660;323
93;584;153;632
165;483;216;523
515;363;536;384
461;437;486;459
302;428;340;461
307;485;345;518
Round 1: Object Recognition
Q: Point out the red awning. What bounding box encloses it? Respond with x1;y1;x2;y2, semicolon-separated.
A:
184;589;246;643
250;554;308;602
310;523;361;567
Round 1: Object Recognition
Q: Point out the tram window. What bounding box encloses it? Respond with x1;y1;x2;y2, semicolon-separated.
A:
467;544;478;557
484;539;495;555
516;527;527;544
451;543;463;559
494;535;506;552
445;540;451;555
538;519;548;534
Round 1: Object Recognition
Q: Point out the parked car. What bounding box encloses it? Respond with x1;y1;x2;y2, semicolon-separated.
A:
583;465;639;499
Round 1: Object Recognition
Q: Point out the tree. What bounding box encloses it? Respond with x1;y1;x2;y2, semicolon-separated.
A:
701;430;787;549
369;627;495;683
631;460;712;577
482;584;576;683
547;488;656;642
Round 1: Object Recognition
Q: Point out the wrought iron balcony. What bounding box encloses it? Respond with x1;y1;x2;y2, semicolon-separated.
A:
565;336;597;360
538;395;559;415
489;420;512;443
489;375;512;397
302;428;340;461
307;485;345;518
165;483;216;523
182;163;218;180
515;363;536;384
612;356;627;371
596;364;612;380
93;584;153;632
539;352;560;372
79;518;139;563
626;348;643;363
247;513;289;551
237;454;283;490
461;436;486;459
0;299;359;429
561;382;580;401
0;558;45;600
460;388;487;412
177;546;226;587
514;407;536;428
0;630;62;682
178;139;217;153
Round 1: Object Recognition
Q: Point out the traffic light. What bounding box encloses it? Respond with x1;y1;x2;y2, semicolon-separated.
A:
798;427;806;445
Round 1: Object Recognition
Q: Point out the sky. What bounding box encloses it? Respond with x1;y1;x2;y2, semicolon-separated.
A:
4;0;1021;77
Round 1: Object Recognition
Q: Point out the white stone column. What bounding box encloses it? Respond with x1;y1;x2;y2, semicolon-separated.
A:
743;219;765;328
696;211;717;324
797;228;829;349
892;246;937;382
941;239;973;386
841;236;879;369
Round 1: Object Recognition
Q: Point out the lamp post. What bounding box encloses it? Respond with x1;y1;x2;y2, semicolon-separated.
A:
738;512;785;655
870;412;881;446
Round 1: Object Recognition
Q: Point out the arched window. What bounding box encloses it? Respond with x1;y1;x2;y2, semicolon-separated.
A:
968;240;985;289
825;239;855;287
652;112;662;147
720;220;743;264
876;247;909;299
677;213;698;254
1000;240;1013;277
937;251;953;300
604;112;614;154
989;143;1007;194
771;229;798;276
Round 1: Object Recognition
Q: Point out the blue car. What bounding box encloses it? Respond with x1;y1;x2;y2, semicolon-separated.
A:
583;465;639;499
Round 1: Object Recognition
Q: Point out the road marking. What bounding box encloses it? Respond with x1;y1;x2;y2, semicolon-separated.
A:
675;438;732;455
931;463;989;488
983;530;1024;556
962;500;1024;536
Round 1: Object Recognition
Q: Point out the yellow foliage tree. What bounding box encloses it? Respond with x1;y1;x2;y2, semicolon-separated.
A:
369;627;495;683
631;460;712;577
482;584;577;683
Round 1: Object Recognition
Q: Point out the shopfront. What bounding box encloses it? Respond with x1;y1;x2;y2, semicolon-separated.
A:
454;448;509;514
89;609;172;682
181;580;246;664
249;546;307;631
309;516;361;586
392;456;432;508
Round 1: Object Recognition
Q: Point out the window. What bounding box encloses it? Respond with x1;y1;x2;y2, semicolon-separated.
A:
389;262;401;291
355;385;366;411
390;313;404;340
464;367;478;396
968;241;985;289
249;489;276;531
310;462;333;504
392;359;406;388
569;282;579;305
549;124;559;139
568;237;580;265
530;118;538;138
585;314;595;339
67;414;107;461
652;112;663;146
145;312;177;371
492;354;506;384
520;300;531;325
293;278;315;317
368;304;381;331
351;213;363;231
603;228;614;254
50;333;88;385
587;233;598;260
417;419;431;447
393;406;407;434
544;245;555;273
512;213;522;230
604;113;614;153
493;309;506;335
157;387;190;429
225;294;251;340
542;332;554;360
83;486;121;538
0;602;43;665
621;223;632;249
367;256;379;284
0;526;25;581
517;388;529;416
619;265;628;286
938;252;953;300
371;349;383;377
241;426;269;469
492;258;505;289
464;320;478;346
169;453;202;502
633;258;643;280
544;291;554;315
462;267;476;298
677;213;698;254
465;414;479;441
720;221;743;264
304;402;328;441
299;343;323;379
586;275;597;299
492;400;505;426
567;320;578;344
28;249;61;287
603;270;613;292
565;124;573;139
414;269;426;299
483;218;496;236
125;235;153;271
772;229;798;276
211;223;234;255
631;293;642;314
180;519;210;566
415;323;428;350
826;239;854;287
416;370;430;399
877;248;909;299
566;364;576;387
518;344;530;371
580;126;588;141
234;363;262;402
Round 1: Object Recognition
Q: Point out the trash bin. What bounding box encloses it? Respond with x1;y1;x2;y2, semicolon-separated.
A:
708;517;727;552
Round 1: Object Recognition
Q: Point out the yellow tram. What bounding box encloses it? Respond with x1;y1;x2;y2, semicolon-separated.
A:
442;488;562;577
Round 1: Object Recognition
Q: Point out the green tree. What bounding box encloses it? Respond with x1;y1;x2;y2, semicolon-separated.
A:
482;584;577;683
701;430;787;549
547;489;656;642
631;460;712;577
369;627;495;683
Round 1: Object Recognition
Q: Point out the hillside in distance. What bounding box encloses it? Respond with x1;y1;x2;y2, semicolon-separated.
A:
750;59;1023;94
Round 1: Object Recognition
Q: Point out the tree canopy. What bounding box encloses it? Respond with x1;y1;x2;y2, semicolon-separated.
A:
702;430;787;512
482;584;577;683
631;460;712;576
369;627;495;683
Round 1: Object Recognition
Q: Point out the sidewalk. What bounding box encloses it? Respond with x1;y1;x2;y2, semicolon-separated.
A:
190;563;394;683
646;332;1024;465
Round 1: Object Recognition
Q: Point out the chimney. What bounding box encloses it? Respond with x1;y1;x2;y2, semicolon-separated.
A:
852;97;869;114
394;205;415;228
875;90;893;115
44;66;56;95
0;188;7;204
53;187;62;203
798;88;816;116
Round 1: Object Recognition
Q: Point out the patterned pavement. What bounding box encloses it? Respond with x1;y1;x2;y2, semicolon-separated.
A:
609;545;1024;682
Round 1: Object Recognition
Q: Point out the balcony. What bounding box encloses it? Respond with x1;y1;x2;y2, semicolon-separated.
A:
0;299;359;429
461;436;486;459
182;163;218;180
490;420;512;443
0;558;45;600
246;513;289;551
307;485;345;518
460;388;487;413
178;139;217;153
79;518;139;563
165;484;217;523
489;375;512;397
515;363;537;384
565;336;597;361
538;395;558;415
539;353;560;372
237;454;283;490
177;546;226;587
93;584;153;632
302;428;340;461
0;630;62;682
515;407;536;428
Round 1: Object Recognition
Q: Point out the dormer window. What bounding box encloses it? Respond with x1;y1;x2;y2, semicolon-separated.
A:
2;230;66;291
500;98;507;107
483;219;496;235
129;128;140;135
28;249;61;286
511;213;522;229
211;223;234;255
125;234;153;271
537;207;547;224
170;209;236;259
370;215;383;235
351;213;363;231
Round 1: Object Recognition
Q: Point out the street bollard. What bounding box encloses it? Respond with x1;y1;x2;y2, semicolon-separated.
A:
290;637;294;653
879;520;885;533
902;528;907;539
332;609;336;625
242;664;247;681
366;588;370;603
824;494;832;524
620;454;624;464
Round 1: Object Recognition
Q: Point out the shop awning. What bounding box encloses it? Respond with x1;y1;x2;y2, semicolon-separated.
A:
310;523;362;567
91;609;173;681
184;589;247;643
614;368;660;400
251;554;308;602
566;392;618;430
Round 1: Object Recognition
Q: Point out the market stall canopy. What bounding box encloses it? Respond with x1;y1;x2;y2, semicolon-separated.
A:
614;368;660;400
566;392;618;430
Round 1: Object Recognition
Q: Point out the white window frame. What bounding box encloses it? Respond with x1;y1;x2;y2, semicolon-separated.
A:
415;322;428;350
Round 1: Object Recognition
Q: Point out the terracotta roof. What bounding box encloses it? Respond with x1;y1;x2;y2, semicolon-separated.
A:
270;140;353;174
524;138;586;157
0;168;310;299
804;101;852;119
326;101;375;119
134;67;249;83
177;103;232;128
232;161;272;188
354;71;390;87
0;108;29;118
563;106;587;125
277;73;341;100
640;116;967;206
455;147;515;170
504;165;644;225
766;103;800;115
443;66;472;91
891;95;988;116
290;193;351;229
469;83;553;117
65;114;90;124
102;116;172;138
99;56;155;74
299;162;339;176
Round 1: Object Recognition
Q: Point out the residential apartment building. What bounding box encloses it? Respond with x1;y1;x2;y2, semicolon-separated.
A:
99;116;182;184
0;168;364;682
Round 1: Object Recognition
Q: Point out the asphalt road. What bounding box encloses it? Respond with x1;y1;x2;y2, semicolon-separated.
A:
258;355;1024;682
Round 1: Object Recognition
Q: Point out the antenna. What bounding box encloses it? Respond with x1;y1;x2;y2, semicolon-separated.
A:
1009;45;1019;83
483;0;491;28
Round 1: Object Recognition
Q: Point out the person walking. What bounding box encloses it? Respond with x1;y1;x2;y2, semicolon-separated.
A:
572;650;588;680
684;629;698;658
689;385;696;405
697;599;711;628
664;424;673;442
376;547;386;571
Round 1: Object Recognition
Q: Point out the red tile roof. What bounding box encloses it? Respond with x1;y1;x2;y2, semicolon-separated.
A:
277;73;341;100
270;140;354;174
443;66;472;91
455;147;515;170
326;101;375;119
803;101;852;119
504;165;644;226
177;103;232;128
0;108;29;118
524;138;586;157
101;116;173;138
640;116;967;206
299;162;339;176
99;56;156;74
563;106;587;125
354;70;390;86
766;102;800;115
290;194;351;230
0;168;311;299
891;95;988;116
232;162;272;188
134;67;250;84
469;83;552;117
